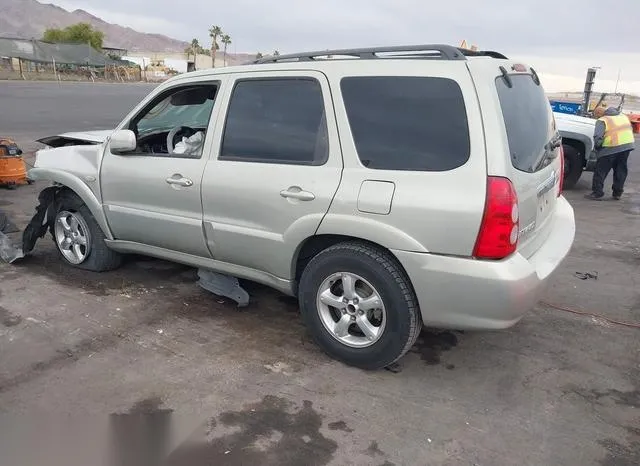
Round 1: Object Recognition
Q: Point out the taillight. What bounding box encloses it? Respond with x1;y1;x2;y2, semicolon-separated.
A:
473;177;519;260
558;145;564;197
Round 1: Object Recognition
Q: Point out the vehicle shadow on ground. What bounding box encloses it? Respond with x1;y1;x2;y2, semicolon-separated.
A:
3;249;470;372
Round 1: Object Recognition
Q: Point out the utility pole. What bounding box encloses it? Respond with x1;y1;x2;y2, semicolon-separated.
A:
581;67;599;117
614;68;621;94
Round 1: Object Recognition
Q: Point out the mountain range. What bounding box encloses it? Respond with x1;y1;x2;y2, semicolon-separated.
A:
1;0;190;52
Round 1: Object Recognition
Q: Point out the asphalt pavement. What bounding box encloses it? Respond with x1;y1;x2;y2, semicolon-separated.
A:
0;81;157;149
0;81;638;466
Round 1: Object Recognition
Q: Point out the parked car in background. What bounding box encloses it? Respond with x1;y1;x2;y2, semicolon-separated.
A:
29;44;575;370
554;111;597;189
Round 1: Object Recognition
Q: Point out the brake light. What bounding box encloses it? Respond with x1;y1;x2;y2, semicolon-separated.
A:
558;145;564;197
473;177;519;260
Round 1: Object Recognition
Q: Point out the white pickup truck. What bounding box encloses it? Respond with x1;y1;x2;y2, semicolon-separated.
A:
554;112;597;189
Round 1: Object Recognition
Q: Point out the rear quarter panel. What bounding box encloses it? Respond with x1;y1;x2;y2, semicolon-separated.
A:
319;61;487;255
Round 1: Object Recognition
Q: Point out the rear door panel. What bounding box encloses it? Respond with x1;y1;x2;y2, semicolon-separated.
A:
200;70;343;280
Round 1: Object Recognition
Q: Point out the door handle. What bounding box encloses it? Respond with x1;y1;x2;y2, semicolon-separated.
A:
280;187;315;201
166;175;193;187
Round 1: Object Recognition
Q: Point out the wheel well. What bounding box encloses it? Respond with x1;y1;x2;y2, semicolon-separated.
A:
293;234;402;286
562;139;586;164
294;235;349;282
51;185;113;239
57;185;80;201
52;186;86;212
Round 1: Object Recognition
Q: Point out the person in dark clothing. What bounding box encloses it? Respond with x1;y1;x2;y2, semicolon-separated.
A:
585;106;636;200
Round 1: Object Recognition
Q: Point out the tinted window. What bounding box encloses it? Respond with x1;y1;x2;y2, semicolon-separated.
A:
496;74;556;173
340;76;470;171
220;79;328;164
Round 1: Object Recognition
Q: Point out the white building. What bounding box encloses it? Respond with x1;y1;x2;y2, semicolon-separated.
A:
124;51;216;75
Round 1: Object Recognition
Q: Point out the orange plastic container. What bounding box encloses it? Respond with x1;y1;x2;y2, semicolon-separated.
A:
627;113;640;134
0;155;28;188
0;137;28;188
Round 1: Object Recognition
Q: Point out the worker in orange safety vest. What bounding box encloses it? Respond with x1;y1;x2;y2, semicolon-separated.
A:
585;107;636;200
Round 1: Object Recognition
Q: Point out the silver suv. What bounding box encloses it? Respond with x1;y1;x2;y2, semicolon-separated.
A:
31;45;576;369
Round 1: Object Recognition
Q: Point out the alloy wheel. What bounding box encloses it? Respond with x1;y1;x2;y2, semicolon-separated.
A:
54;210;91;264
316;272;387;348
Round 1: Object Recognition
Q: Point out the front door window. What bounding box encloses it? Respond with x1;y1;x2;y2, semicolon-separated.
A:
124;84;218;158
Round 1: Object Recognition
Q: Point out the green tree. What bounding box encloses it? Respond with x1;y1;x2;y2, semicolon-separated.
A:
221;34;231;66
43;22;104;50
273;50;280;57
256;52;263;60
209;25;223;67
42;28;65;43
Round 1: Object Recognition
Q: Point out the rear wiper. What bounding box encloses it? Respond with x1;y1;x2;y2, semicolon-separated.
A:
549;135;562;150
534;137;562;171
499;66;513;88
533;151;553;171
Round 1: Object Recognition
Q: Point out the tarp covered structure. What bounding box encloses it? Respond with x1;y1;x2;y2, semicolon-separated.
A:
0;37;122;67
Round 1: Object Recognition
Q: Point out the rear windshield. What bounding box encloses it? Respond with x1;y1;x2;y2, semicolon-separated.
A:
496;74;556;173
341;76;470;171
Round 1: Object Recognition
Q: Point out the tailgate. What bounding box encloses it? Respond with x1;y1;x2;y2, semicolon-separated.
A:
494;67;562;258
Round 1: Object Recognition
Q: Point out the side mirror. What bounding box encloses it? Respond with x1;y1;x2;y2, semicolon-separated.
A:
109;129;137;153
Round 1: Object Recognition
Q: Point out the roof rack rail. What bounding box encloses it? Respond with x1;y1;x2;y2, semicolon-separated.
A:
458;48;509;59
252;44;470;64
251;45;508;64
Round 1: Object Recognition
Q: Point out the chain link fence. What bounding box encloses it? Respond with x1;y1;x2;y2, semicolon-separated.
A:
0;37;142;82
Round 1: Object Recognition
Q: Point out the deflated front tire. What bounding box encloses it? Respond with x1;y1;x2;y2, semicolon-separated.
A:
53;191;122;272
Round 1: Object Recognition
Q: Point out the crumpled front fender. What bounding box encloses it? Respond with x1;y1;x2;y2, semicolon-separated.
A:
28;168;114;240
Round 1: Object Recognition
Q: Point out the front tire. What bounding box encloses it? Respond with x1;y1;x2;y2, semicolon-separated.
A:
53;191;122;272
298;241;422;370
563;144;583;190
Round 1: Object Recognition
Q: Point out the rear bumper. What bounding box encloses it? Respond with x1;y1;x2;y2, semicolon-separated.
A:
393;196;575;330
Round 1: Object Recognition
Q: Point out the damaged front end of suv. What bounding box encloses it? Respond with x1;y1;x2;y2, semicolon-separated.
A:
0;130;115;264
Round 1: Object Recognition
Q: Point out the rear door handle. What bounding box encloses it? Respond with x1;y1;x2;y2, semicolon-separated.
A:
166;175;193;187
280;187;315;201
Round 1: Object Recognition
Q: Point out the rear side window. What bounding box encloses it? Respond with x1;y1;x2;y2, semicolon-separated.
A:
220;78;328;165
340;76;470;171
496;74;555;173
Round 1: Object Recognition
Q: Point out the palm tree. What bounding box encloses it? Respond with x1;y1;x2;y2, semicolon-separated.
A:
221;34;232;66
209;25;222;67
186;38;200;61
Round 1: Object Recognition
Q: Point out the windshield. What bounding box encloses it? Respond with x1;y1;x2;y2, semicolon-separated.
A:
496;74;558;173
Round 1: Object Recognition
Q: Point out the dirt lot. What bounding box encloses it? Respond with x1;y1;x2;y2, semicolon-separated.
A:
0;82;638;465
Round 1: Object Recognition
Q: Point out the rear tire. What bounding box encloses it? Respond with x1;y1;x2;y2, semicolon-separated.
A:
52;191;122;272
563;144;583;190
298;241;422;370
